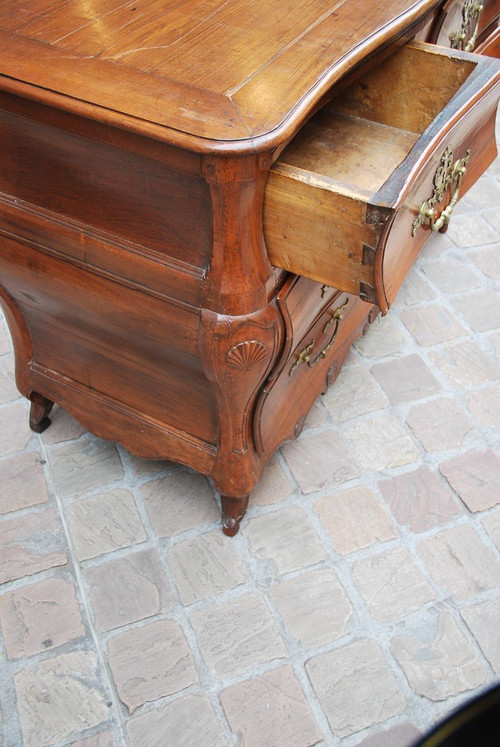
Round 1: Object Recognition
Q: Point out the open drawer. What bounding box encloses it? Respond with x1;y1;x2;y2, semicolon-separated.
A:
264;41;500;313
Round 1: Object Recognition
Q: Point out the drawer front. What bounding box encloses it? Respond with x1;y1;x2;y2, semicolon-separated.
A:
475;23;500;55
378;79;498;309
274;274;342;367
430;0;499;53
264;41;500;314
254;289;372;456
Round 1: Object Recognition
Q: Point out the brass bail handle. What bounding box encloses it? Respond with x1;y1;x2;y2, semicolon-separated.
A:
289;299;349;375
412;146;470;237
450;0;484;52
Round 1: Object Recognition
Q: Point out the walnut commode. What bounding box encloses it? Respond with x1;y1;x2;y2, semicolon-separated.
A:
0;0;499;534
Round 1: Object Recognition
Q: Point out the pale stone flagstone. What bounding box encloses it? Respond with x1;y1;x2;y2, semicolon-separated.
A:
429;340;500;387
167;530;246;604
14;652;111;747
400;304;467;347
470;246;500;281
66;489;147;561
406;398;473;452
306;639;406;736
220;665;322;747
141;470;219;536
0;402;33;454
461;598;500;674
315;485;397;553
0;451;48;514
281;430;361;493
41;406;87;445
451;288;500;332
394;267;436;306
379;466;461;532
0;357;19;404
0;314;11;354
127;694;225;747
243;506;327;574
189;592;287;678
268;568;353;647
49;438;124;498
466;382;500;426
353;313;406;357
322;366;388;421
439;449;500;512
70;735;116;747
0;507;67;583
482;508;500;551
249;454;294;505
355;723;423;746
447;213;498;247
352;547;436;622
422;254;483;293
371;354;441;404
107;619;197;713
85;549;173;631
343;414;420;471
418;524;500;599
391;612;487;701
0;577;85;658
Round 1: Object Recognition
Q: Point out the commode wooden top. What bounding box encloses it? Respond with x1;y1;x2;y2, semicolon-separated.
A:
0;0;441;151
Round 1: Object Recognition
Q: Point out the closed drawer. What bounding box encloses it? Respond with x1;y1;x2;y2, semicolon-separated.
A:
254;287;372;455
264;41;500;313
276;274;341;359
475;23;500;56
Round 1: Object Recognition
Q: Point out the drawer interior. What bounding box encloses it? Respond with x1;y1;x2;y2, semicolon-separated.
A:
280;110;419;194
276;42;476;196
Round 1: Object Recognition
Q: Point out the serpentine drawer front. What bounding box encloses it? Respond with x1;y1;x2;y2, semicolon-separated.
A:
254;278;371;457
264;41;500;314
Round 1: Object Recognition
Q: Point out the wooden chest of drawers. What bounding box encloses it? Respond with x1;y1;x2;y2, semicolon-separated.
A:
0;0;499;534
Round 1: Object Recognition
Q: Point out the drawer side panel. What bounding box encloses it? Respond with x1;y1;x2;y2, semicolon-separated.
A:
264;168;377;295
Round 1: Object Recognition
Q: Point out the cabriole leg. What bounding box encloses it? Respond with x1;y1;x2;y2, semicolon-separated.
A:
29;392;54;433
221;495;249;536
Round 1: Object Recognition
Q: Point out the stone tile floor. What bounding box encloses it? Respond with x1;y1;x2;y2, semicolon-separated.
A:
1;158;500;747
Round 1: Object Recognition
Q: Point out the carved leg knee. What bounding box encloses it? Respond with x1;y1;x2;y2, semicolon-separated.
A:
221;495;249;536
29;393;54;433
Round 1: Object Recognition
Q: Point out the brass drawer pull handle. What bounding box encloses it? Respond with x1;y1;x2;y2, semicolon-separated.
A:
412;146;470;236
450;0;484;52
290;299;349;375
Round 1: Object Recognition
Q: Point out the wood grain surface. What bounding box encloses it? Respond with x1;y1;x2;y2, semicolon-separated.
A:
0;0;443;150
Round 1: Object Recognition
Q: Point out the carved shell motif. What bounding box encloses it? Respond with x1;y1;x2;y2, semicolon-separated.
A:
226;340;268;370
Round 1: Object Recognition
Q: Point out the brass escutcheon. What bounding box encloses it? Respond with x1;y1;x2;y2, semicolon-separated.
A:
450;0;484;52
412;146;470;236
289;299;349;375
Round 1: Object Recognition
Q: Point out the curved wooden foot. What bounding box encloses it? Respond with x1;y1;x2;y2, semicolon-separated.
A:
29;393;54;433
221;495;249;536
